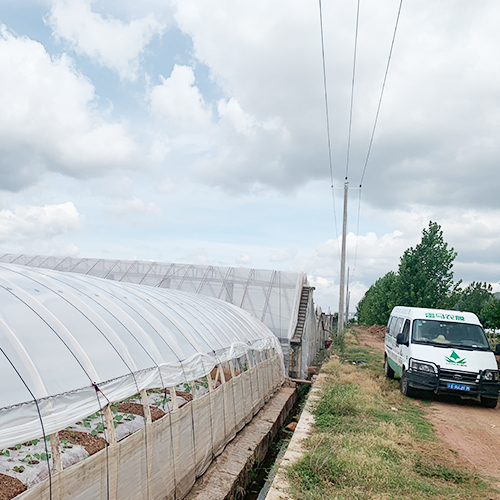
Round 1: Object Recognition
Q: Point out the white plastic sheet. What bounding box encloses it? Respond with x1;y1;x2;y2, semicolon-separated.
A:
0;263;283;449
14;356;284;500
0;255;304;343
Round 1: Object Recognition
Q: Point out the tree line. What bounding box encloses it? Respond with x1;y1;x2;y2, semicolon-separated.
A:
357;221;500;327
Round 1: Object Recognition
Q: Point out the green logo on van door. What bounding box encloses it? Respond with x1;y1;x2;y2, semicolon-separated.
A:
445;351;466;365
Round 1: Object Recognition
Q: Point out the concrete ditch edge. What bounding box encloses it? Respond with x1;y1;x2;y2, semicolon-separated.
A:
184;385;297;500
265;373;328;500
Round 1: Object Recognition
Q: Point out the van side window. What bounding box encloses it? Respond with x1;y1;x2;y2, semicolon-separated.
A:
388;317;396;337
389;317;396;337
386;317;393;335
394;318;403;337
389;317;403;337
401;319;410;343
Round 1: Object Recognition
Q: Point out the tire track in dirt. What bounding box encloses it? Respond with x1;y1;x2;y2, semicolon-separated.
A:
425;399;500;481
354;325;500;483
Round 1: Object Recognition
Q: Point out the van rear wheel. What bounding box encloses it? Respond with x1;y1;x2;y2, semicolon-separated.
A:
400;369;416;398
384;356;395;379
480;396;498;408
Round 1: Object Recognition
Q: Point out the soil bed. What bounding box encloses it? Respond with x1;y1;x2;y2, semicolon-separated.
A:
0;474;26;500
115;402;166;422
58;430;106;456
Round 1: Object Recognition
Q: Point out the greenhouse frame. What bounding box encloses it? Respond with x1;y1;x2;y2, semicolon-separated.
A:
0;263;284;499
0;255;330;379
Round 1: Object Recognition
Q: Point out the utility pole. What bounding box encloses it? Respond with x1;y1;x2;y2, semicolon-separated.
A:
346;266;350;326
337;180;348;336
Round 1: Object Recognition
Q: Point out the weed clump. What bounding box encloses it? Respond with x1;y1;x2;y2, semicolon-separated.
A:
414;459;481;485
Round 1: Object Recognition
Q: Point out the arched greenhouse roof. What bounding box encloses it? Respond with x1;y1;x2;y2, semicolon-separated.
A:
0;254;306;343
0;263;283;448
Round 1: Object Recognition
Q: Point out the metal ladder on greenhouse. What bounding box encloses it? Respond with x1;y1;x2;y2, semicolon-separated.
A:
292;286;312;342
289;286;313;378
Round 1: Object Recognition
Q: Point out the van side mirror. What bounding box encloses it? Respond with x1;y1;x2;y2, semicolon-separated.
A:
396;333;408;346
495;344;500;355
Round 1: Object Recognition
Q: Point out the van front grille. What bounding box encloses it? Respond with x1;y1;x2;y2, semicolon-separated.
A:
439;368;479;384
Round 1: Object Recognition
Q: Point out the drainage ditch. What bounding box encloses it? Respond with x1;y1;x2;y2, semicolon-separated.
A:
243;383;311;500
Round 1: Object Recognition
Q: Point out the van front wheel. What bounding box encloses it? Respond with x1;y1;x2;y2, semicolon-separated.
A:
400;369;416;398
480;396;498;408
384;356;395;379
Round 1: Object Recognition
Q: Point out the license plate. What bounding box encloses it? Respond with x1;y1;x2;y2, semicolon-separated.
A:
447;382;470;391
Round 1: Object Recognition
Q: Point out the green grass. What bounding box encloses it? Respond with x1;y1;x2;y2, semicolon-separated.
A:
285;327;496;500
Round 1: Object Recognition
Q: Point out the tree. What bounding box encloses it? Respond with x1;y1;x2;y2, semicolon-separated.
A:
357;221;463;326
480;298;500;329
357;271;398;326
396;221;460;309
456;281;493;323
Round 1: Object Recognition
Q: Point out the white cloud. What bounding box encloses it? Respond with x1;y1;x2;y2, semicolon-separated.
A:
170;1;330;192
269;248;296;263
149;64;213;135
0;26;137;190
106;196;162;223
156;178;178;194
192;98;290;193
217;98;258;136
169;0;500;210
0;202;82;242
236;254;251;264
302;204;500;310
149;140;172;164
47;0;165;81
298;228;416;311
58;243;80;257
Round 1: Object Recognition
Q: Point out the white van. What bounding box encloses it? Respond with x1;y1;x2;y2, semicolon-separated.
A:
384;306;500;408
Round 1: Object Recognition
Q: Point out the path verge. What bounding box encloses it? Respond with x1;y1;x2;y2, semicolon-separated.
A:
267;329;499;499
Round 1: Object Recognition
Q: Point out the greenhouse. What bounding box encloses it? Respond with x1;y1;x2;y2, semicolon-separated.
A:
0;263;284;500
0;255;330;378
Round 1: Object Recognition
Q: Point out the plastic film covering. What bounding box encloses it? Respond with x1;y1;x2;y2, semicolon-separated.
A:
0;263;284;449
0;255;305;344
15;356;283;500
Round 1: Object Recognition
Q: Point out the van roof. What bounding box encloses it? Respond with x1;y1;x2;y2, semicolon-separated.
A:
390;306;482;326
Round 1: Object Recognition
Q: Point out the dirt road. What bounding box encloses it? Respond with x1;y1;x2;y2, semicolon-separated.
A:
355;325;500;482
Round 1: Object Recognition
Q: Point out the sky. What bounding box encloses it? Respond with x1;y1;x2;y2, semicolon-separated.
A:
1;0;500;312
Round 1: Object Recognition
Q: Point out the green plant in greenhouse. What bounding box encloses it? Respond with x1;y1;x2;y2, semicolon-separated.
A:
20;452;51;462
91;423;105;436
23;439;39;446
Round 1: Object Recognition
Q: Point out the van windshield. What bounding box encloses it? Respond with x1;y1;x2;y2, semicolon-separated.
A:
412;319;490;350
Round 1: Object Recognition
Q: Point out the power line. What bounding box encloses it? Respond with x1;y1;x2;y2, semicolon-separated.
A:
349;0;404;308
359;0;404;187
351;187;362;278
318;0;340;258
345;0;361;181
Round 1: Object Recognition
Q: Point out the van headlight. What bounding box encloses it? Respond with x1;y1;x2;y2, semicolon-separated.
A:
482;370;499;381
410;359;437;374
